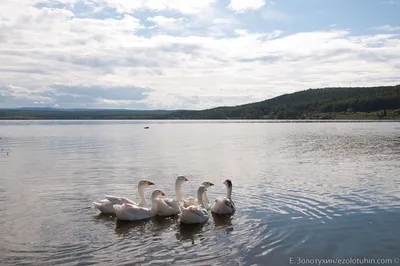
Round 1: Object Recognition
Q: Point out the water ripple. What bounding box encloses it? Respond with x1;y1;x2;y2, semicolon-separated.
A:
1;121;399;265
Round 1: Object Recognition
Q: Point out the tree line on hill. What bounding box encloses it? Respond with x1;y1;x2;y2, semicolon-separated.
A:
163;85;400;119
0;85;399;120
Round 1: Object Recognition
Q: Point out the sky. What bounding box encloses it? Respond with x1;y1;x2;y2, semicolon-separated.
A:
0;0;399;110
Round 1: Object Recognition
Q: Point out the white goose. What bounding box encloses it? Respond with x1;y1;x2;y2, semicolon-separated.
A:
211;179;235;215
183;181;214;209
178;185;209;224
93;180;154;214
155;176;189;216
113;190;166;221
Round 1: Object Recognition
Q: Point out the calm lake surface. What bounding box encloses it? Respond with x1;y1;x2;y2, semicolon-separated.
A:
0;120;399;266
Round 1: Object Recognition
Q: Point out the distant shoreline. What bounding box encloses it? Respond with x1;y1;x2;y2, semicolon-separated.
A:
0;118;399;122
0;109;399;121
1;84;399;120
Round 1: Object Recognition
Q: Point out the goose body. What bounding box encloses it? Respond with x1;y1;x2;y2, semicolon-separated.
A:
93;180;154;214
179;186;209;224
113;190;165;221
183;181;214;209
155;176;188;216
211;179;235;215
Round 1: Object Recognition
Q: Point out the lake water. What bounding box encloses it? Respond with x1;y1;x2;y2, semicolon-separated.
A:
0;120;399;266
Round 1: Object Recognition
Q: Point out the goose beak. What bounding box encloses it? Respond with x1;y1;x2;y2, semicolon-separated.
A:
147;181;155;186
210;183;214;186
161;192;166;196
184;177;189;181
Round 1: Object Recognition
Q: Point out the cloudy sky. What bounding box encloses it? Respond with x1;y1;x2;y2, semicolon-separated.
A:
0;0;399;110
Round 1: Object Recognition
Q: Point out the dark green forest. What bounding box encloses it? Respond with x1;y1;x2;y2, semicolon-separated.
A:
1;85;399;120
0;109;173;120
165;84;400;119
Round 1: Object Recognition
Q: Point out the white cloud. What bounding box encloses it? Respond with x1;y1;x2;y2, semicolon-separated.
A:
147;16;187;31
0;84;54;103
370;25;400;32
0;0;399;109
234;29;250;36
97;0;216;14
228;0;265;12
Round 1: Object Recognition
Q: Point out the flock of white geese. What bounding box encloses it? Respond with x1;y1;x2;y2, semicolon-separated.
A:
93;176;235;224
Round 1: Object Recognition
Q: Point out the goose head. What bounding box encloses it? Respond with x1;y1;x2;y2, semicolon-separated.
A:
223;179;232;188
202;181;214;188
176;175;189;185
151;190;166;200
138;180;155;189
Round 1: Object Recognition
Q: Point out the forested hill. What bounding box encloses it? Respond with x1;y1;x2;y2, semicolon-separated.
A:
0;85;399;120
164;85;400;119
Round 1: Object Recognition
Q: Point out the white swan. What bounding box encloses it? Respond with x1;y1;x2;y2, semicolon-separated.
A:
178;185;209;224
93;180;155;214
113;190;166;221
211;179;235;215
183;181;214;209
155;175;189;216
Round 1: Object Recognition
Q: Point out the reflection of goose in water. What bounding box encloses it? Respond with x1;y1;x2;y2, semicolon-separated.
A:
152;215;179;228
176;222;206;244
115;219;149;236
90;212;119;233
115;216;179;238
212;212;234;233
212;212;233;227
94;213;116;222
